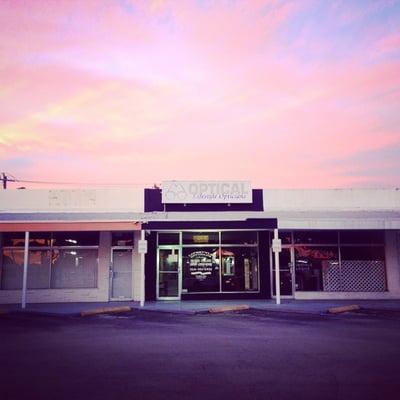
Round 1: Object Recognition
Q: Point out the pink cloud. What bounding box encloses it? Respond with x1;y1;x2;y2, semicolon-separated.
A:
0;1;399;189
375;31;400;54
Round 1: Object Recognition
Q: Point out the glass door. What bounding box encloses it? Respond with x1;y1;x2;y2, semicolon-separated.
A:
157;247;181;300
272;247;294;297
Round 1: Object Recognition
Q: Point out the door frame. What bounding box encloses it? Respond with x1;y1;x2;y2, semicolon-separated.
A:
157;246;182;300
270;245;295;299
109;246;134;301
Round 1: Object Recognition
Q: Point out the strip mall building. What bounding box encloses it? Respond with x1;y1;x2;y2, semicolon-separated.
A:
0;182;399;305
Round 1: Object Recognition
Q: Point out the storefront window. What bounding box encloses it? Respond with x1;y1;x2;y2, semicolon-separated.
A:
29;232;52;247
1;249;24;290
294;246;339;291
158;233;180;245
182;248;220;293
182;231;219;245
221;231;257;245
51;249;98;289
52;231;99;247
2;232;25;247
28;250;51;289
341;246;385;261
177;231;259;294
278;231;292;245
294;231;338;245
221;247;258;292
0;232;99;291
112;232;134;247
289;230;387;292
339;230;384;245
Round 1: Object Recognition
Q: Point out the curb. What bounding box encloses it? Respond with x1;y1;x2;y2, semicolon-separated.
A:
327;305;360;314
208;304;250;314
81;306;132;317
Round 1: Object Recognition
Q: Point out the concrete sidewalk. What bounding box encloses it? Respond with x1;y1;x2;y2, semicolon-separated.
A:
2;299;400;317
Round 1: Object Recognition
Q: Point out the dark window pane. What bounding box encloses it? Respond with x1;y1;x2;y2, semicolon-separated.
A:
1;249;24;289
52;231;99;246
182;248;220;292
2;232;26;247
294;231;338;245
28;250;51;289
112;232;134;246
182;231;219;245
159;249;179;272
272;248;293;295
221;231;257;245
272;271;293;296
50;249;98;288
158;233;180;245
29;232;52;247
159;273;179;297
158;248;179;297
294;246;339;291
278;231;292;245
339;230;384;245
221;247;258;292
340;246;385;261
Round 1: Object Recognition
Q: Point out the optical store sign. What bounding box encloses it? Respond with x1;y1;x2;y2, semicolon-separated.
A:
162;181;252;204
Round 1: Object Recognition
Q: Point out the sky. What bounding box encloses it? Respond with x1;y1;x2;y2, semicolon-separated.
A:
0;0;400;189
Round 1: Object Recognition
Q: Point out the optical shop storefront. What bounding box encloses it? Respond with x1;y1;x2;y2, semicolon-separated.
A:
143;182;277;300
142;182;400;301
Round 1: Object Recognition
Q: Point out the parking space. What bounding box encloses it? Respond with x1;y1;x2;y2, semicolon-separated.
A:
1;310;400;400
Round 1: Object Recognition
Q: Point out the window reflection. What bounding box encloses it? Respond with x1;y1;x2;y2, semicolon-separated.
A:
112;232;134;247
221;231;257;245
182;232;219;245
221;247;258;292
294;246;339;291
182;248;220;293
294;231;338;245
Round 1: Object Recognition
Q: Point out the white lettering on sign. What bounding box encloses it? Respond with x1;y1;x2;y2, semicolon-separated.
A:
162;181;252;204
49;190;96;208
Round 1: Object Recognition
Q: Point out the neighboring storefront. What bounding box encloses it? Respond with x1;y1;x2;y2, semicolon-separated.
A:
0;183;399;304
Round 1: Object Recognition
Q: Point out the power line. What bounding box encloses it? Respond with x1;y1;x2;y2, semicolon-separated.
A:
1;173;157;188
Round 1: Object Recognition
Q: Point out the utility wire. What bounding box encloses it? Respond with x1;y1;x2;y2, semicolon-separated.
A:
1;173;157;188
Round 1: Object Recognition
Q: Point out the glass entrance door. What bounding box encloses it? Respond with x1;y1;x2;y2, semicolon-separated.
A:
157;247;181;300
272;247;294;297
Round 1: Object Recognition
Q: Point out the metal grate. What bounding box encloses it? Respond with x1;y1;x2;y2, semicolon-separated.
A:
322;261;341;291
323;260;386;292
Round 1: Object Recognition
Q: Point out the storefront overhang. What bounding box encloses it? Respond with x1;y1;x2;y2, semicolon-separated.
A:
0;221;142;232
143;218;277;231
0;212;143;232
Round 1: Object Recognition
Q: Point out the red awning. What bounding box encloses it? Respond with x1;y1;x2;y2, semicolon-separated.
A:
0;221;141;232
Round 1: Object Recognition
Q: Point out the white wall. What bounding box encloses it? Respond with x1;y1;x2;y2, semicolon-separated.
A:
0;188;144;212
264;188;400;211
132;230;142;301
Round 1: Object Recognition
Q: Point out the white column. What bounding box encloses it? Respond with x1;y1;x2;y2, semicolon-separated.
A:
140;230;145;307
22;231;29;309
273;228;281;305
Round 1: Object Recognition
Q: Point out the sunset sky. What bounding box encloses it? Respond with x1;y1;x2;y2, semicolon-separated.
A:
1;0;400;189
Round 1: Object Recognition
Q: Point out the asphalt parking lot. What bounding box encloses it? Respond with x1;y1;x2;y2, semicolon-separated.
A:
1;310;400;400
